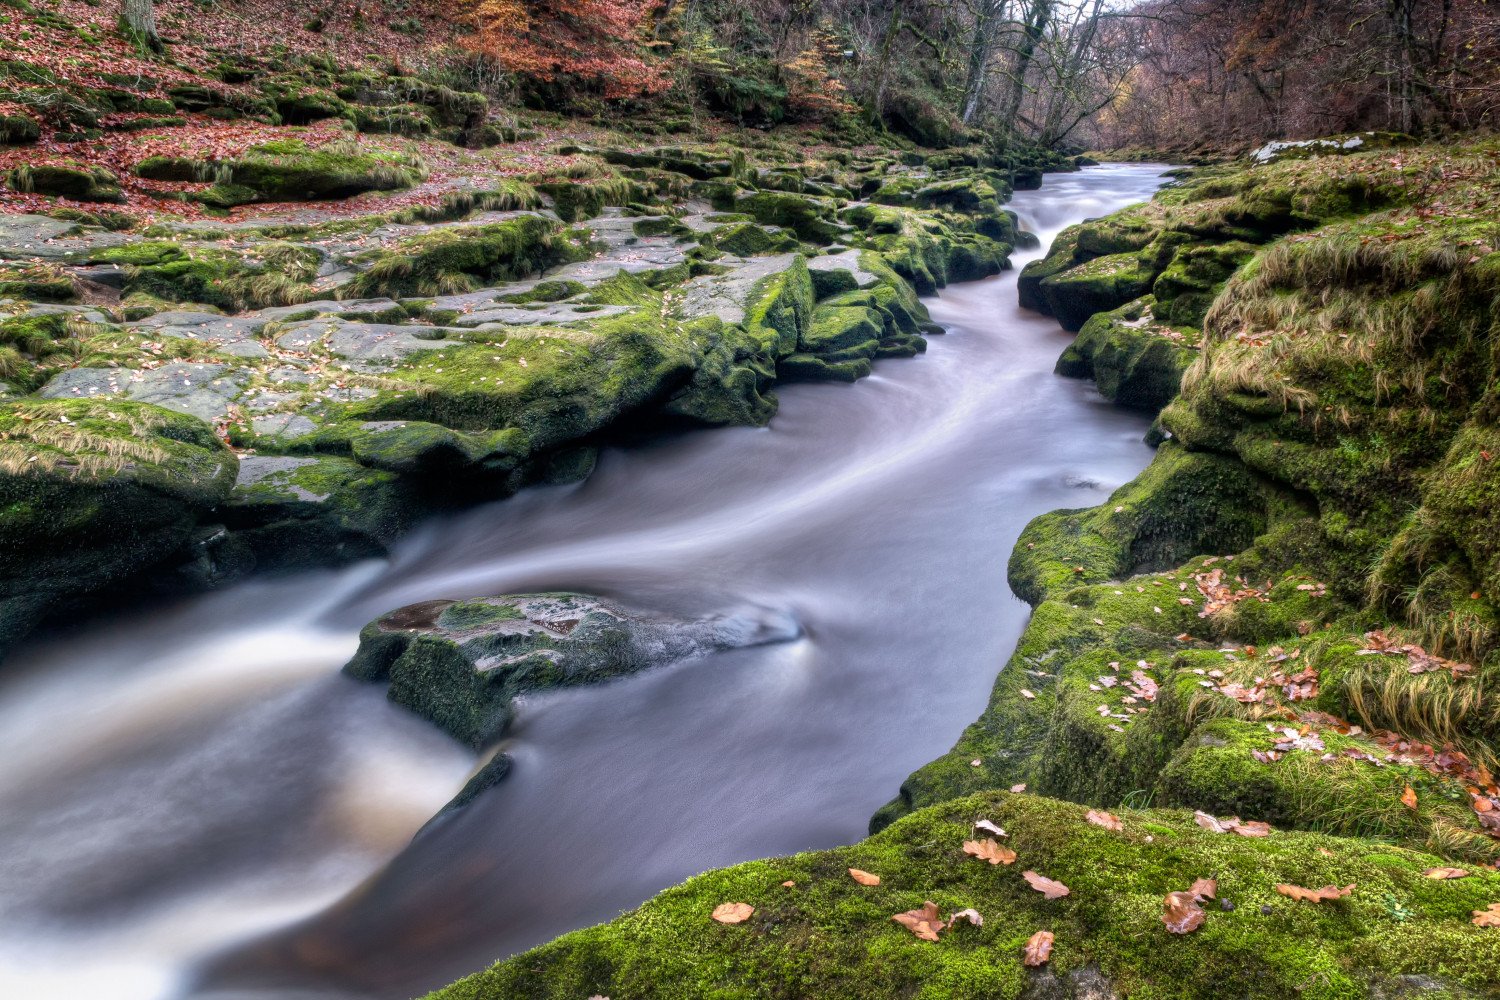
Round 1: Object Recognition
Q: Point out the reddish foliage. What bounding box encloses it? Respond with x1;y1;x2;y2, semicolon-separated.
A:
462;0;668;99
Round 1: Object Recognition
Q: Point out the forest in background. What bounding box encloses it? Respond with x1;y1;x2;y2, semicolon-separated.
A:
101;0;1500;155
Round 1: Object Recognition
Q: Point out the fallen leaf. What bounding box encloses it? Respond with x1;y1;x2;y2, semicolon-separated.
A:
1193;810;1231;833
1402;785;1419;810
1011;784;1028;793
1194;811;1272;836
849;868;881;886
711;902;754;924
1474;903;1500;927
1190;878;1218;900
1086;809;1123;832
963;838;1017;865
892;901;946;942
1162;890;1205;934
951;907;983;927
1021;689;1037;700
1275;883;1355;903
1023;929;1055;965
1424;868;1469;880
781;880;796;887
1023;871;1071;899
974;819;1007;838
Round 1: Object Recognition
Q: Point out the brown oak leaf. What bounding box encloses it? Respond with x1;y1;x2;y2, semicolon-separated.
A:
1023;871;1071;899
711;902;754;924
1023;929;1055;966
1474;903;1500;927
1275;883;1354;903
892;901;946;942
1162;890;1206;934
1190;878;1218;900
963;838;1017;865
848;868;880;886
1086;809;1124;832
1423;867;1469;880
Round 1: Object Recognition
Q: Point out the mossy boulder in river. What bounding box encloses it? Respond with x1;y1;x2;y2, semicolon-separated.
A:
0;398;237;657
345;594;801;746
1054;296;1198;413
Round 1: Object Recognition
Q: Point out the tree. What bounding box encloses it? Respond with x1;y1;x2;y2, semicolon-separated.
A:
464;0;669;99
120;0;162;53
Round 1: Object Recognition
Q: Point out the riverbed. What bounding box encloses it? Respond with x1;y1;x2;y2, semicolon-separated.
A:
0;163;1171;1000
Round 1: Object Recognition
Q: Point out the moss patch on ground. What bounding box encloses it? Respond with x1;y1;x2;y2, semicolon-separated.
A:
431;791;1500;1000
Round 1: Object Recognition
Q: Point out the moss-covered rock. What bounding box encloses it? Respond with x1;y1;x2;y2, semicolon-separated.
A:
342;215;587;298
345;593;798;746
5;162;123;202
0;398;236;656
1055;296;1197;413
432;791;1500;1000
187;138;426;206
0;112;39;145
1037;250;1162;332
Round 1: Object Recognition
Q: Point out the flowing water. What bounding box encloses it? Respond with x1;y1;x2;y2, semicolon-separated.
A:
0;163;1172;1000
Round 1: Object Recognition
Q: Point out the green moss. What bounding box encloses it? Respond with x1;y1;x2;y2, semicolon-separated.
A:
708;221;799;257
738;191;845;244
5;162;122;202
433;792;1500;1000
342;216;587;299
1056;296;1197;413
190;138;425;206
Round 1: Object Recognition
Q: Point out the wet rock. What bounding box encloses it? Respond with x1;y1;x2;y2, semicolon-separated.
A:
0;399;236;656
40;362;249;422
1020;966;1119;1000
345;594;801;746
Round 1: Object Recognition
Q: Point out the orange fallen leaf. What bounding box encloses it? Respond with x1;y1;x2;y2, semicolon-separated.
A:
1162;890;1205;934
781;880;796;887
963;838;1017;865
1086;809;1123;832
1474;903;1500;927
1402;785;1419;810
1275;883;1354;903
1190;878;1217;900
1023;871;1071;899
1424;867;1469;880
892;901;946;942
1023;929;1055;966
1232;821;1272;837
849;868;881;886
712;902;754;924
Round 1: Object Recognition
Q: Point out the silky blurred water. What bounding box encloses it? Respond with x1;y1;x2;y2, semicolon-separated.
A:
0;164;1172;1000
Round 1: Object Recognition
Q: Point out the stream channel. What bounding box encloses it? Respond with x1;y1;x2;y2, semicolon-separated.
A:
0;162;1172;1000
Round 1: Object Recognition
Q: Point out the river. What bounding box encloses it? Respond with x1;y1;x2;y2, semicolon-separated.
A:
0;163;1171;1000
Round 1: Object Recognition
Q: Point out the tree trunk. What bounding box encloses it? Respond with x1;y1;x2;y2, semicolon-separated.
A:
999;0;1051;135
122;0;162;52
871;0;905;117
960;0;1006;124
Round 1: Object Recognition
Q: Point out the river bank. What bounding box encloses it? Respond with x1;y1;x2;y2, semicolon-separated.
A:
428;138;1500;1000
